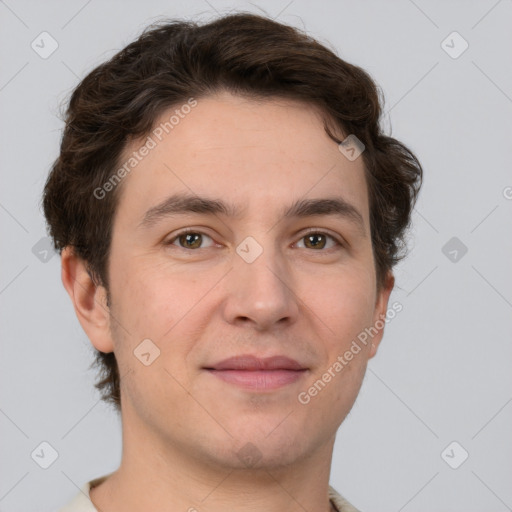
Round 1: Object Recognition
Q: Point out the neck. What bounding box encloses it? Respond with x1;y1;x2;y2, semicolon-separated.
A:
90;403;337;512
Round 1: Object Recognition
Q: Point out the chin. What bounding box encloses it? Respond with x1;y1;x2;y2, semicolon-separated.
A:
221;427;315;469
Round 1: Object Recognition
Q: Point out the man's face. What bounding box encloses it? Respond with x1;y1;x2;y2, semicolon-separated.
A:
104;91;392;469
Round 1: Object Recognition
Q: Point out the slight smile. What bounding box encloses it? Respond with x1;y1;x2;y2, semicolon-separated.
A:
203;355;309;391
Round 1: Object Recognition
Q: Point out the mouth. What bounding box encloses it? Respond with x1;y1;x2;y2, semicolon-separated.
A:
203;355;308;391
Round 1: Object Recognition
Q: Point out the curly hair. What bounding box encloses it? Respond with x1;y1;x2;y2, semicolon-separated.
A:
42;12;422;412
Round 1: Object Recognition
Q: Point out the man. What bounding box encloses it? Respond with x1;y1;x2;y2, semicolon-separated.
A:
44;12;422;512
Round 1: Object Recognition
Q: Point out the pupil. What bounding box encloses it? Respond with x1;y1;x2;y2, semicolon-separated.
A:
182;233;200;248
308;234;325;249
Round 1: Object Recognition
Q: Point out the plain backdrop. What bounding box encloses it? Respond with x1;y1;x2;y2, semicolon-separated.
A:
1;1;511;511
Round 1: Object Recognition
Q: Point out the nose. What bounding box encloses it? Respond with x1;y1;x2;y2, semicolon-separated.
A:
221;241;300;331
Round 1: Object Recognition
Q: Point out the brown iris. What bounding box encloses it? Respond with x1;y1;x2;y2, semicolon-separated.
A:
303;233;327;249
178;232;203;249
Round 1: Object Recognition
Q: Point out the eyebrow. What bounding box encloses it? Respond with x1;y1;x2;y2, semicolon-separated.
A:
139;192;365;235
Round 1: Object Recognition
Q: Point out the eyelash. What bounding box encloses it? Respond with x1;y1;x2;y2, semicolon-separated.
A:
165;228;344;252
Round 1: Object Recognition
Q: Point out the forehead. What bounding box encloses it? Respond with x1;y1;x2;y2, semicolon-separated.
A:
114;91;369;227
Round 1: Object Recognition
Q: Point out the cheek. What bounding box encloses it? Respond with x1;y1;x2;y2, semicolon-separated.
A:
300;284;373;423
106;263;197;409
108;257;220;378
109;257;192;332
309;264;377;346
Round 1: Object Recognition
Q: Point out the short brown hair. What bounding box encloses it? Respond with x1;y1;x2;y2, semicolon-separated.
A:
42;12;422;412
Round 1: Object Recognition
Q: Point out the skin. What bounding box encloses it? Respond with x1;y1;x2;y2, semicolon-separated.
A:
62;90;394;512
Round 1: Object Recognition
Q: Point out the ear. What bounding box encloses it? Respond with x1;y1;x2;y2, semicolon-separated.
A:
368;271;395;359
61;246;114;353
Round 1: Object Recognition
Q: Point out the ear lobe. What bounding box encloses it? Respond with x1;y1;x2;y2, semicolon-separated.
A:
368;271;395;359
61;247;114;353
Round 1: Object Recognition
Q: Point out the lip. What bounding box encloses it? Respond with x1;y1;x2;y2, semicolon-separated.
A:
205;355;306;371
203;355;308;391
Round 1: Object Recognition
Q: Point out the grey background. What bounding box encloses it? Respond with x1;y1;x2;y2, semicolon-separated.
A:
1;1;511;511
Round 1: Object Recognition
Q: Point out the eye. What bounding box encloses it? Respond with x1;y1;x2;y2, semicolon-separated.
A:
165;228;343;252
167;229;215;250
295;230;342;250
